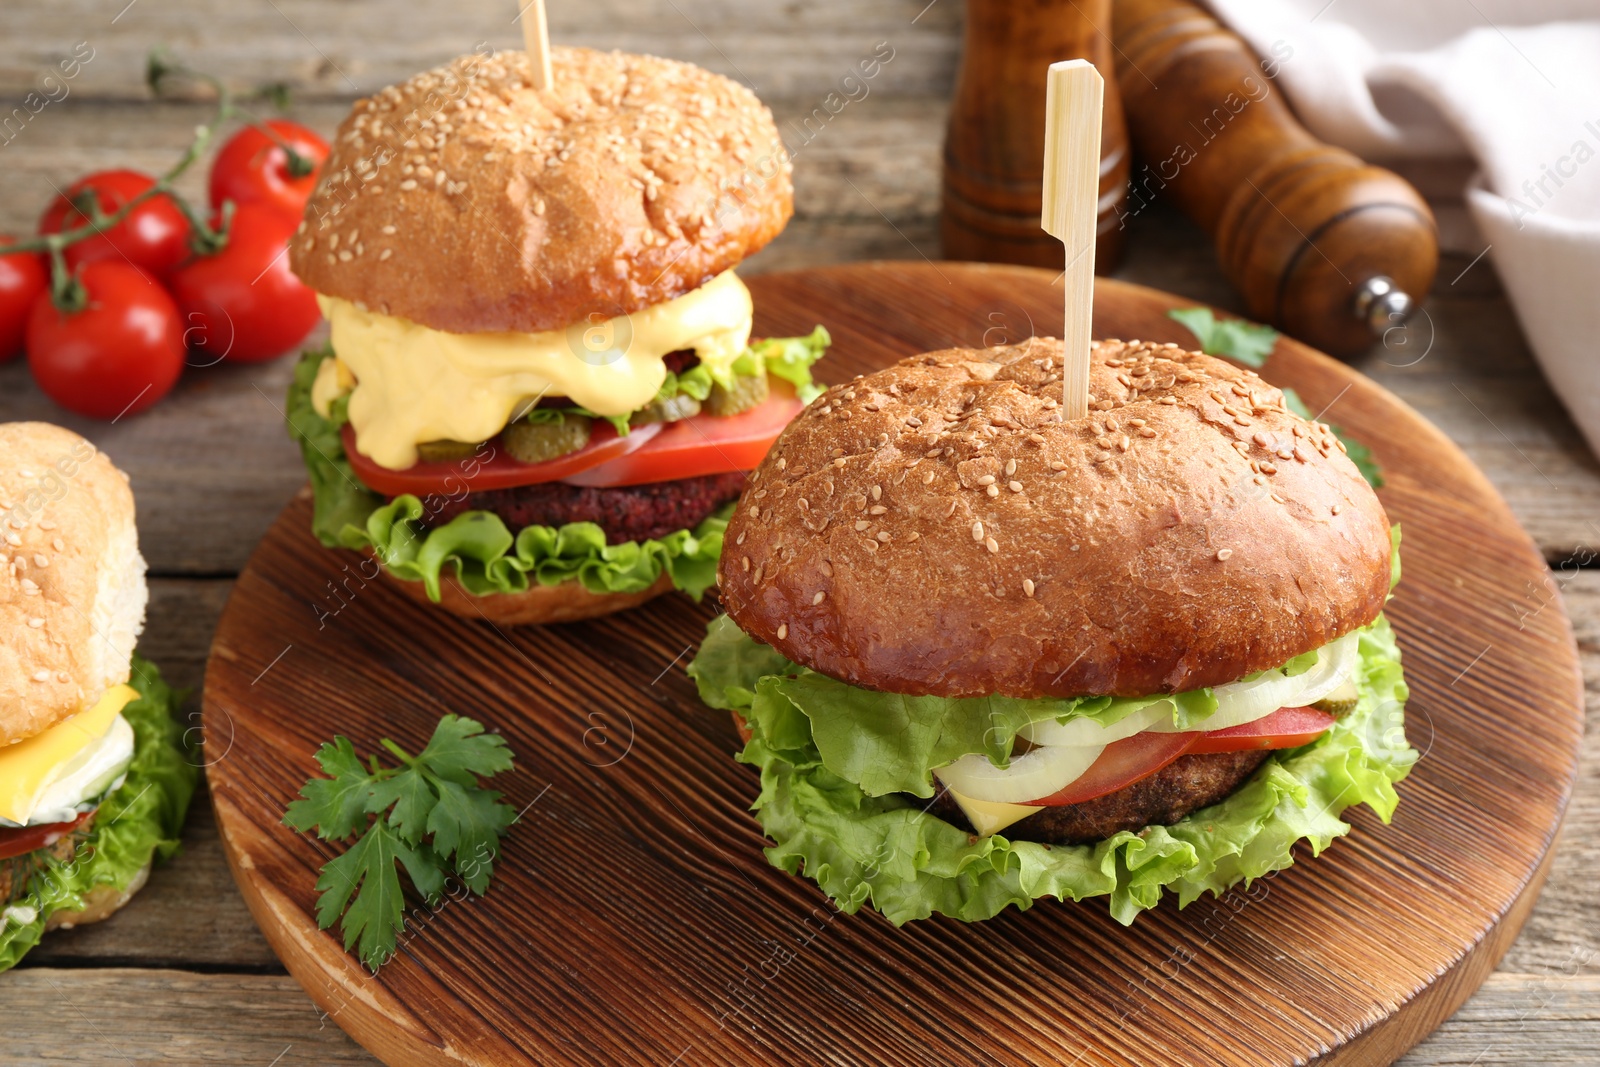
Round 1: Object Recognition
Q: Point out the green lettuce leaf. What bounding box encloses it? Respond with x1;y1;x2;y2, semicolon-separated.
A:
690;615;1414;926
750;326;831;403
286;348;733;602
0;653;198;971
692;615;1222;799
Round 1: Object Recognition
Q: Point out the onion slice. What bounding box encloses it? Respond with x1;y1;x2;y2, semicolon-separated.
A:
1150;632;1361;734
934;742;1106;805
1019;700;1174;748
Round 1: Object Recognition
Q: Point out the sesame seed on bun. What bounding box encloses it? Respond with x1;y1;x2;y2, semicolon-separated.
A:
717;338;1392;698
0;422;147;746
289;46;793;334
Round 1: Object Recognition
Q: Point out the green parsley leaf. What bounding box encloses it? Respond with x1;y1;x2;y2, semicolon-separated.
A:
428;779;516;895
283;715;517;971
1167;307;1279;368
313;819;410;969
415;714;515;785
283;736;373;841
1278;387;1385;489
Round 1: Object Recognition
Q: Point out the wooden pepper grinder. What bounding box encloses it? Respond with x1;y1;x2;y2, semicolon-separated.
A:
941;0;1129;272
1112;0;1439;356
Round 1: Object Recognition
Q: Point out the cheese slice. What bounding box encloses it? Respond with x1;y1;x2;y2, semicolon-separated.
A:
316;269;755;470
0;684;138;826
949;790;1044;837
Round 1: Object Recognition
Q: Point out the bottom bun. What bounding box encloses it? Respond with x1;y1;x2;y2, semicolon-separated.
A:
46;862;151;931
377;561;675;625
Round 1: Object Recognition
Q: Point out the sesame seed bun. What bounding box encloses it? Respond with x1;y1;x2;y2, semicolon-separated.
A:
0;423;147;745
290;46;792;334
717;339;1391;698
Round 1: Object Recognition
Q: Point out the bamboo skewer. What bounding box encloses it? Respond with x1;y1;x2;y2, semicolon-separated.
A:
1040;59;1103;421
520;0;553;91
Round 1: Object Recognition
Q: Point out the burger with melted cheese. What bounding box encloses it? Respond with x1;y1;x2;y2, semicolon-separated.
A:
689;339;1415;924
0;423;195;967
286;46;827;624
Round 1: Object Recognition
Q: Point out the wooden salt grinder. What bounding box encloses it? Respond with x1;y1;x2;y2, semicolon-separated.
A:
941;0;1130;272
1112;0;1439;356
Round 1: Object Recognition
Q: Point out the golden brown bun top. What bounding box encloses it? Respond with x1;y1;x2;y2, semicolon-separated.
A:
290;47;792;334
718;339;1392;698
0;423;146;745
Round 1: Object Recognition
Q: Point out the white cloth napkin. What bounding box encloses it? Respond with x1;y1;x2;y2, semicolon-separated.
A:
1206;0;1600;457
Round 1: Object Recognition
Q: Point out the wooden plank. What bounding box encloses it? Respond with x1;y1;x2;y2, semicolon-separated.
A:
6;969;375;1065
6;966;1595;1067
2;0;960;101
24;578;280;969
1404;974;1600;1065
1492;570;1600;977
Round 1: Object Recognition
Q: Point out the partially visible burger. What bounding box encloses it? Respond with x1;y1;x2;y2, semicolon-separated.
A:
286;46;827;625
690;338;1415;924
0;423;195;966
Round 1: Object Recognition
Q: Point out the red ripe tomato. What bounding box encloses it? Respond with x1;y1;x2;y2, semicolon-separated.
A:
0;810;93;861
0;237;48;362
38;169;192;277
209;119;329;223
26;261;185;420
168;205;321;364
342;420;664;496
1187;706;1337;754
562;390;805;487
1026;732;1198;806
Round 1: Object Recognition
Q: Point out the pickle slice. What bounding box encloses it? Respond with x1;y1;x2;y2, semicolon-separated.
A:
416;439;484;463
706;372;769;417
1312;677;1360;717
503;414;592;464
631;394;702;426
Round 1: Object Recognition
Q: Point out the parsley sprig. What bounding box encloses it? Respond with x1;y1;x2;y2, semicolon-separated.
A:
283;715;517;970
1167;307;1280;368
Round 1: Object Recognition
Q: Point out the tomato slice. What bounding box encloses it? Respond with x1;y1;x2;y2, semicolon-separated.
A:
1026;731;1199;806
341;419;662;497
1187;706;1336;754
562;391;805;488
0;809;92;861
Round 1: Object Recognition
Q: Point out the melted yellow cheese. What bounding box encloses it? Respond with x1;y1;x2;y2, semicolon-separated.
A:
0;684;137;826
317;270;755;470
949;790;1043;837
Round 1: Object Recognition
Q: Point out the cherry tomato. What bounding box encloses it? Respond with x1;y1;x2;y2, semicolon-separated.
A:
1187;706;1337;754
168;205;321;364
0;810;92;861
26;261;185;420
1026;732;1198;806
208;119;329;223
562;388;805;488
342;420;664;497
38;169;192;277
0;237;48;362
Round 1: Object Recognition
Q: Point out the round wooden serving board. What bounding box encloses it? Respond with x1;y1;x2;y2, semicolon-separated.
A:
204;263;1583;1067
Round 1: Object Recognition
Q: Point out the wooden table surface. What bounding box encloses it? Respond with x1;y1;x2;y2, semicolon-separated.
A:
3;3;1597;1063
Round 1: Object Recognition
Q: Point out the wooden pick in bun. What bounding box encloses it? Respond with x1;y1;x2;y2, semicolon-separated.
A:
286;46;828;627
691;339;1414;926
